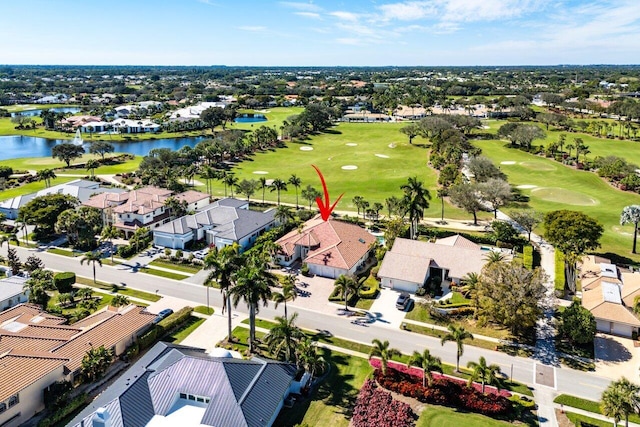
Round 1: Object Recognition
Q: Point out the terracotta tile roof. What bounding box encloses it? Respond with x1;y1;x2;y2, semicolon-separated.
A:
277;217;375;270
82;192;130;209
581;270;640;327
0;335;66;353
0;303;66;326
174;190;209;205
0;353;68;401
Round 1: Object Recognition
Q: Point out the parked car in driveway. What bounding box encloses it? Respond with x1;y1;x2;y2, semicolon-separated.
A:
395;292;411;311
153;308;173;324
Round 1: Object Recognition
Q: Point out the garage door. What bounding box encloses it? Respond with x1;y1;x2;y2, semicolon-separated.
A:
390;280;418;293
154;235;177;249
612;323;633;337
596;319;610;333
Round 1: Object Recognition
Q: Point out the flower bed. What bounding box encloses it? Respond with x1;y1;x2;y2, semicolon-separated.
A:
351;379;415;427
370;358;512;417
370;357;511;398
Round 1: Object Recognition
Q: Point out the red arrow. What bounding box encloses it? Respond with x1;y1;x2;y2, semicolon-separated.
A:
312;164;344;221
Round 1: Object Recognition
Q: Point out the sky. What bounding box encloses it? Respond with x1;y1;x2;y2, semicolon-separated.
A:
1;0;639;66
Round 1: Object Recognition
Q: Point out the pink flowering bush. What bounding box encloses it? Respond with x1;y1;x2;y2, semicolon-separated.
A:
351;379;415;427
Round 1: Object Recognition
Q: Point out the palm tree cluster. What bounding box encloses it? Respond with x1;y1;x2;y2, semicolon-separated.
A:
601;377;640;427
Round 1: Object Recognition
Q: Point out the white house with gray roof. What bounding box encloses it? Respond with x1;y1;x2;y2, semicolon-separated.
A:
0;276;28;311
152;198;276;250
69;342;300;427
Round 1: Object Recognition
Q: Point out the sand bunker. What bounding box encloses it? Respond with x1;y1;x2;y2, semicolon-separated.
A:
516;184;537;189
375;154;390;158
300;146;314;151
388;143;397;148
341;165;358;170
500;161;516;165
531;187;598;206
346;143;358;146
253;171;269;175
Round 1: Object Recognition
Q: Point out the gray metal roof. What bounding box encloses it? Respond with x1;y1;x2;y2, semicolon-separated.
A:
68;342;296;427
0;276;27;301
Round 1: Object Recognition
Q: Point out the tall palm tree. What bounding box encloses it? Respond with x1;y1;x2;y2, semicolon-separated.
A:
85;159;99;178
264;313;305;362
296;336;325;378
100;225;120;263
270;178;288;205
36;168;56;188
204;244;240;342
80;251;103;283
369;339;401;376
275;205;295;227
441;325;474;372
621;205;640;254
352;195;364;219
467;356;502;394
436;188;447;223
408;349;443;387
460;272;481;318
288;174;302;209
0;232;19;256
601;378;640;427
401;176;431;239
259;176;267;204
231;254;276;353
333;274;358;311
272;276;297;321
483;250;507;265
222;172;239;198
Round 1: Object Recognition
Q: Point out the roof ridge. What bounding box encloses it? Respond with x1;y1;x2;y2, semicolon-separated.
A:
237;359;268;406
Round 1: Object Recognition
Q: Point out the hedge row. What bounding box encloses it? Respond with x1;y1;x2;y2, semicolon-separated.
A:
555;250;566;294
359;276;379;298
37;393;88;427
138;306;194;351
522;246;533;270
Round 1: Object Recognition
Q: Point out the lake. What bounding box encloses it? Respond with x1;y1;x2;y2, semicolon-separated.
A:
10;107;82;117
0;135;207;161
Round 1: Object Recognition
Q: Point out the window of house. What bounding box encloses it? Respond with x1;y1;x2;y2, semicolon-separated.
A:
179;393;187;399
0;402;6;413
8;395;18;407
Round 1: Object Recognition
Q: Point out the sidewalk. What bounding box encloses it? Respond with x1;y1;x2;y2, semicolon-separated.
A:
558;404;640;427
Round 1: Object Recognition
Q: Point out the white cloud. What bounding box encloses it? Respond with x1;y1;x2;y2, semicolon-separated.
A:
295;11;321;19
279;2;321;12
378;1;436;21
335;38;362;45
439;0;545;23
330;11;360;21
237;26;267;32
196;0;218;5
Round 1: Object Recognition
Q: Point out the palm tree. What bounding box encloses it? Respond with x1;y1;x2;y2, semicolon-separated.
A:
460;272;481;317
259;176;267;204
333;274;358;311
408;349;443;387
80;251;103;283
441;325;474;372
204;244;240;343
275;205;295;226
272;276;297;321
36;168;56;188
483;250;507;265
621;205;640;254
231;254;276;353
353;195;364;218
85;159;99;178
264;313;305;362
110;294;130;307
222;173;239;198
100;225;120;263
288;174;302;209
296;336;326;378
401;176;431;239
467;356;502;394
601;378;640;427
0;232;19;256
81;345;114;382
270;178;288;205
436;188;447;223
77;287;94;301
369;338;401;376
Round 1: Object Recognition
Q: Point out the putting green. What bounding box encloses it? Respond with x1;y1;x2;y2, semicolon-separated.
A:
531;187;598;206
519;161;556;171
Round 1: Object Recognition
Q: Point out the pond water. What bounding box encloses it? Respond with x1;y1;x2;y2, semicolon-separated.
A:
235;113;267;123
0;135;207;161
10;107;82;117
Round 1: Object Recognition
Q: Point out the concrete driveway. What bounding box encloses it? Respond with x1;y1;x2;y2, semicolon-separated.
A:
594;333;638;380
367;288;408;329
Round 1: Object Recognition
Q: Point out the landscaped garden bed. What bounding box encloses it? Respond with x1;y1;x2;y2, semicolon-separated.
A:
351;379;415;427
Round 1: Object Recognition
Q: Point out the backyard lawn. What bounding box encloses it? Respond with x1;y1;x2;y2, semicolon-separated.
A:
416;403;514;427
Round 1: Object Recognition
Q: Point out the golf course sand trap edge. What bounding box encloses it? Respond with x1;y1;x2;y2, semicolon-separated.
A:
346;143;358;146
253;171;269;174
300;146;314;151
388;143;397;148
516;184;537;189
341;165;358;170
531;187;599;206
500;161;516;165
375;154;390;158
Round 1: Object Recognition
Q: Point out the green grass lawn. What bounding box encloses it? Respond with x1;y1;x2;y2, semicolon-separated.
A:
475;138;640;263
0;176;77;200
140;267;189;280
416;403;514;426
149;259;202;273
74;276;161;302
193;306;214;315
47;247;79;257
0;153;141;174
564;412;611;427
163;316;205;344
554;394;640;424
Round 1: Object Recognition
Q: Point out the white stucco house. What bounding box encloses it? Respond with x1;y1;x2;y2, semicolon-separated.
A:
0;276;29;311
153;198;276;251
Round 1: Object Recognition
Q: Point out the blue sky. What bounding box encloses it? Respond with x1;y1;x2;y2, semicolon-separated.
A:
1;0;638;66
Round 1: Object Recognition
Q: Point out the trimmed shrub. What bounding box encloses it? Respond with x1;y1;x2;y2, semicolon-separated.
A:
53;272;76;293
555;250;566;295
138;327;158;350
522;245;533;270
359;276;379;298
38;393;88;427
157;306;194;335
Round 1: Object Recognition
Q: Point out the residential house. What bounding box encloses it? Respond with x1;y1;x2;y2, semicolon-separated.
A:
83;187;209;238
378;235;488;293
0;276;29;311
69;342;300;427
153;198;275;250
580;255;640;337
0;179;126;220
80;118;161;134
276;217;376;279
393;105;428;120
0;303;154;427
170;101;228;120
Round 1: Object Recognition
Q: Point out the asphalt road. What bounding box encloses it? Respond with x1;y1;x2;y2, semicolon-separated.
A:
14;245;612;401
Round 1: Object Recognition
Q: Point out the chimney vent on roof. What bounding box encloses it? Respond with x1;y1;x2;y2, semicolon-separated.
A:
92;407;112;427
